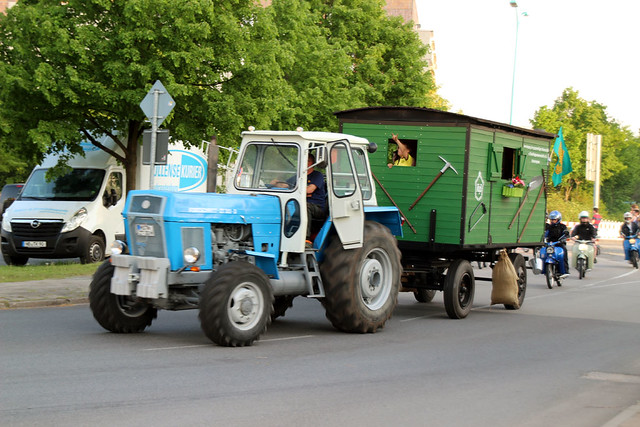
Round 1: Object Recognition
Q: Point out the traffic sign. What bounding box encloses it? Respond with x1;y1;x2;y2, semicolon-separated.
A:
139;80;175;126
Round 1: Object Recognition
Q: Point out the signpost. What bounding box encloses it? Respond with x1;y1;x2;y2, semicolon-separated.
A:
586;133;602;208
140;80;175;188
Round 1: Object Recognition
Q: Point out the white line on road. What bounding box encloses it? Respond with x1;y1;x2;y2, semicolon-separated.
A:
583;371;640;384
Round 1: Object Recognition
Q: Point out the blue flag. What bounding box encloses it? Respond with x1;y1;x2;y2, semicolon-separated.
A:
552;127;572;187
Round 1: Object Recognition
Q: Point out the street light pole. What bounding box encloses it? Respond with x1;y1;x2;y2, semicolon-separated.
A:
509;1;527;125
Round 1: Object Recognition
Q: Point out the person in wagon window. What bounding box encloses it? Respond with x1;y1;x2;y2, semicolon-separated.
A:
387;134;415;168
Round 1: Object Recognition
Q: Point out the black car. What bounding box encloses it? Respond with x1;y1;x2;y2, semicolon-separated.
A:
0;183;24;218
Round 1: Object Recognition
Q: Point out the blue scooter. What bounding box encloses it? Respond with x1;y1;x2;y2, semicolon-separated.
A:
622;234;640;269
540;239;568;288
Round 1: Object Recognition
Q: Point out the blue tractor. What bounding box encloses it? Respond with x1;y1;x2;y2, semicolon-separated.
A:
89;130;403;346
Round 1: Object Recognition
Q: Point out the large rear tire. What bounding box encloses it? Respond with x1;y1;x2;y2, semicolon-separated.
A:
199;261;273;347
505;253;527;310
443;259;475;319
320;221;401;333
271;296;295;321
89;260;157;333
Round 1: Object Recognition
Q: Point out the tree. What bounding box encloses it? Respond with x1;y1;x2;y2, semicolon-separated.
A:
0;0;442;191
0;0;282;192
532;88;639;217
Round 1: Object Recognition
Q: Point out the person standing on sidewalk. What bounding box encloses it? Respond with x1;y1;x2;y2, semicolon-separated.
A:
592;207;602;231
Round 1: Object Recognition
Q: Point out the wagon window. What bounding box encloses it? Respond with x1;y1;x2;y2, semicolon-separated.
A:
386;138;417;167
501;147;517;180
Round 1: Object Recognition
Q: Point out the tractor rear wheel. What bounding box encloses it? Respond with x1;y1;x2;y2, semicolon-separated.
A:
320;221;401;333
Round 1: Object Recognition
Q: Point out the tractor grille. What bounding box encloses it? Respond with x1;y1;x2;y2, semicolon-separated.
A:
128;216;166;258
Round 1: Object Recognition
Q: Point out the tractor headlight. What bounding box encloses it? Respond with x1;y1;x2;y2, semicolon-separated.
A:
110;240;128;255
61;207;88;233
183;247;200;265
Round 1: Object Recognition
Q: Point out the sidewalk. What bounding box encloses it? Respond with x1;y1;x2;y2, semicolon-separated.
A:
0;275;91;309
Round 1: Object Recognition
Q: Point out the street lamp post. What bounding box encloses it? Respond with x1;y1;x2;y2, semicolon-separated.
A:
509;1;527;125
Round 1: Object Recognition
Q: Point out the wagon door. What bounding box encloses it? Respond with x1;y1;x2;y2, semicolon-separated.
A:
327;141;364;249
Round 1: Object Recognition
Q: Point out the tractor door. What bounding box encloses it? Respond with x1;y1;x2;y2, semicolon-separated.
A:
327;141;364;249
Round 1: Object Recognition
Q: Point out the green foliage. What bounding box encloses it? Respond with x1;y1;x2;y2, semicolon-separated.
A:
0;0;441;190
0;261;98;283
532;88;640;218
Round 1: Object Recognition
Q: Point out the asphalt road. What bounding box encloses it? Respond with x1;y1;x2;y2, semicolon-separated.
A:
1;242;639;427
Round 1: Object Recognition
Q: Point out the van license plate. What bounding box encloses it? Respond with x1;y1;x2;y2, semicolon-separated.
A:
136;224;155;237
23;241;46;248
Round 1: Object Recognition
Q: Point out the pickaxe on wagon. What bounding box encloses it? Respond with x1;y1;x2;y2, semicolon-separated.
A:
409;156;458;211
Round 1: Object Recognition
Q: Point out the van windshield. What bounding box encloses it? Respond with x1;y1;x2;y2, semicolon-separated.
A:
20;168;106;201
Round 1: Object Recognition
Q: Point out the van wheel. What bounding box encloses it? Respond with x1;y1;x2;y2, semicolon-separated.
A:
81;236;105;264
89;261;157;333
3;254;28;266
320;221;401;333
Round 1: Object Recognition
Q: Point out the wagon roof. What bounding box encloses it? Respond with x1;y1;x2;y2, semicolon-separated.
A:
334;106;556;140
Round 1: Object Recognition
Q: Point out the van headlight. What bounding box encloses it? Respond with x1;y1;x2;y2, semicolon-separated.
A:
183;247;200;265
1;214;11;232
61;207;88;233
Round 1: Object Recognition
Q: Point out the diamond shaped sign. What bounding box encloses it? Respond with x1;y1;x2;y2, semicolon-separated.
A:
139;80;175;126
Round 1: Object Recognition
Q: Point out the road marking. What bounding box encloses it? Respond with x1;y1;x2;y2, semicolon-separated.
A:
142;335;314;351
144;344;211;351
261;335;314;342
583;371;640;384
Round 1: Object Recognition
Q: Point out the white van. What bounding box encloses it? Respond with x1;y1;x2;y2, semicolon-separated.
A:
1;134;208;265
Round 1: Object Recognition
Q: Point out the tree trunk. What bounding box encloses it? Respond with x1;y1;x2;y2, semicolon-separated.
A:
124;123;141;196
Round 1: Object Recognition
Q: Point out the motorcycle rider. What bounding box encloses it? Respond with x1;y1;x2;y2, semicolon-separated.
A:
620;211;640;263
571;211;598;268
545;210;570;277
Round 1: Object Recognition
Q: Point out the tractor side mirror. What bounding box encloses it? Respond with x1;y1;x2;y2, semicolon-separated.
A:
315;146;328;168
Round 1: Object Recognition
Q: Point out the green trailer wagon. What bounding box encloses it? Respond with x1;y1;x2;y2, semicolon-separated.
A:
335;106;555;318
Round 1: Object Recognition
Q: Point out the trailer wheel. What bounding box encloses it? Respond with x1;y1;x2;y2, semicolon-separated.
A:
81;235;105;264
443;259;475;319
505;253;527;310
271;296;295;321
89;260;157;333
320;221;401;333
414;289;436;303
199;261;273;347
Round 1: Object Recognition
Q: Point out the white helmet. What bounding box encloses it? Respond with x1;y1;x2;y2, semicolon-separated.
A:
624;211;632;221
579;211;589;219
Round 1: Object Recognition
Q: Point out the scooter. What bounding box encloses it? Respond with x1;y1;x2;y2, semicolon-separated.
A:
540;239;568;289
572;240;595;279
622;234;640;269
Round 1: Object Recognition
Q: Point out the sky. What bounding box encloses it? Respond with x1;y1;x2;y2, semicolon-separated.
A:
415;0;640;134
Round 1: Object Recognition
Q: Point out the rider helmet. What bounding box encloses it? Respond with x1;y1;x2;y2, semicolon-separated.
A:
624;211;632;220
579;211;590;219
548;210;561;221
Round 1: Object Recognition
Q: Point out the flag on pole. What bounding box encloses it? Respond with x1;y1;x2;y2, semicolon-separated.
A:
552;127;572;187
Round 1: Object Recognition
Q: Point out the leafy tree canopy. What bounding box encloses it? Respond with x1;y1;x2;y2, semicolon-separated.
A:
0;0;440;192
532;87;640;218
